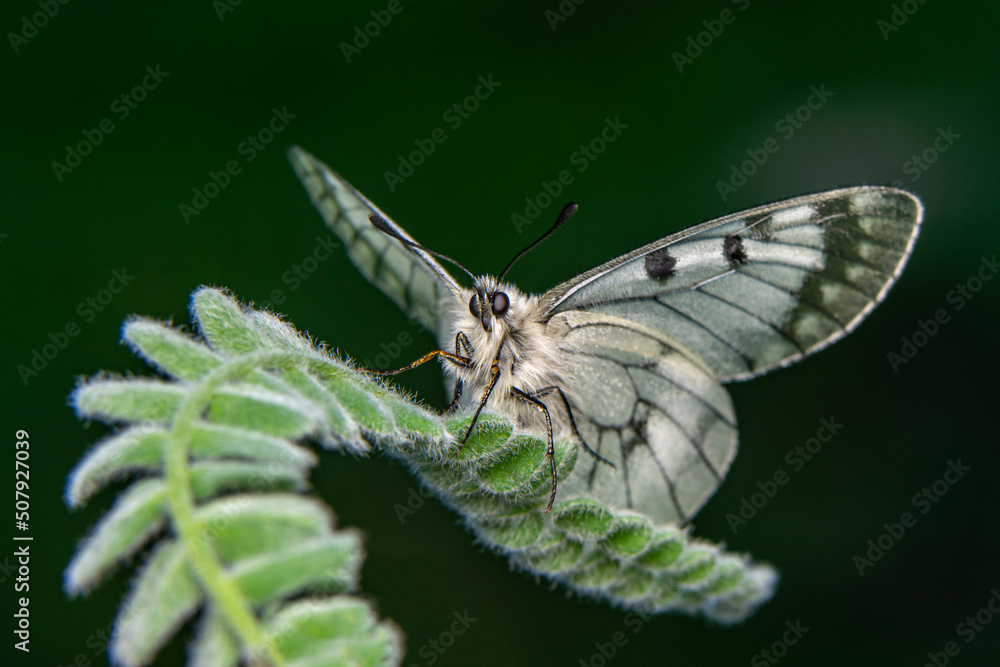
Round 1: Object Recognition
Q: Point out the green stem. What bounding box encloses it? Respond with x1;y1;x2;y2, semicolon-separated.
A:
164;350;310;667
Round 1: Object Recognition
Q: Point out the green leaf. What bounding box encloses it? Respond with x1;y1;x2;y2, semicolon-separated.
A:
191;288;269;355
475;435;547;496
263;598;402;667
568;554;625;590
281;367;364;453
112;540;203;667
247;310;315;354
552;498;614;540
209;384;326;439
316;367;396;436
74;379;186;422
607;569;656;602
702;556;747;595
383;394;448;441
189;422;316;469
192;495;332;563
525;539;585;574
66;478;167;594
189;610;240;667
66;425;166;508
123;318;223;381
477;512;545;550
447;413;513;465
231;534;363;605
188;460;309;500
672;545;717;586
636;528;685;568
517;437;577;502
601;513;654;557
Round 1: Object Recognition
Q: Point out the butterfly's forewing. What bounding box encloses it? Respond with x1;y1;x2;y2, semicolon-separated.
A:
288;147;461;338
542;187;923;382
551;311;738;524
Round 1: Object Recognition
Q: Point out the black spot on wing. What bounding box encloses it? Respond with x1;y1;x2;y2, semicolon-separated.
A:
644;247;677;279
723;234;748;265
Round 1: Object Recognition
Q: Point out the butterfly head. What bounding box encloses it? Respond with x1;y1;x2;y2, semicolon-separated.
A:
468;275;512;334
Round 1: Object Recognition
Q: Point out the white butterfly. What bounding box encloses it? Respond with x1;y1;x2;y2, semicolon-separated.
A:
289;146;923;525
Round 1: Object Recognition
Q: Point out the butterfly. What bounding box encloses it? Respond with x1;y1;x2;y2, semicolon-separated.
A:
288;146;923;525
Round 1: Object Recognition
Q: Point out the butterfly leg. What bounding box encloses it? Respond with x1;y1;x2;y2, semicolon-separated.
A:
528;386;615;469
445;380;464;413
457;348;502;452
445;333;473;413
360;348;471;376
511;387;557;512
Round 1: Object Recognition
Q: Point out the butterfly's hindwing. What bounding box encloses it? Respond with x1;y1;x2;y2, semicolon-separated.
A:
288;146;460;338
543;187;922;382
551;311;737;525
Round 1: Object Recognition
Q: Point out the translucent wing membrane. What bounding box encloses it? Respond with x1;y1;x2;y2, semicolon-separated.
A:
551;311;738;525
542;187;922;382
288;147;461;335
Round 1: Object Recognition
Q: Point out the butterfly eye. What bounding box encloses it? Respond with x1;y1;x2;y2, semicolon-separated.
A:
492;291;509;316
469;294;480;317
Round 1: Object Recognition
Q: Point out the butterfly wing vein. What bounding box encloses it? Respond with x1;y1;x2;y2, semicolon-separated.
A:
551;311;737;525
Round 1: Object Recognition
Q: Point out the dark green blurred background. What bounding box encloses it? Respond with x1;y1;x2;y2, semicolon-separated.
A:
3;1;998;665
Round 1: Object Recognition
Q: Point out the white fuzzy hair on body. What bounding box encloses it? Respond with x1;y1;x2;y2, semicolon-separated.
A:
446;275;574;439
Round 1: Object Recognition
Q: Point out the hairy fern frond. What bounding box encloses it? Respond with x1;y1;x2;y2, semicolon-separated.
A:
66;287;776;665
66;288;412;666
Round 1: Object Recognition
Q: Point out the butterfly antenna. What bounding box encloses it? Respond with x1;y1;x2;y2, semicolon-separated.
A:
369;212;476;281
498;202;578;281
